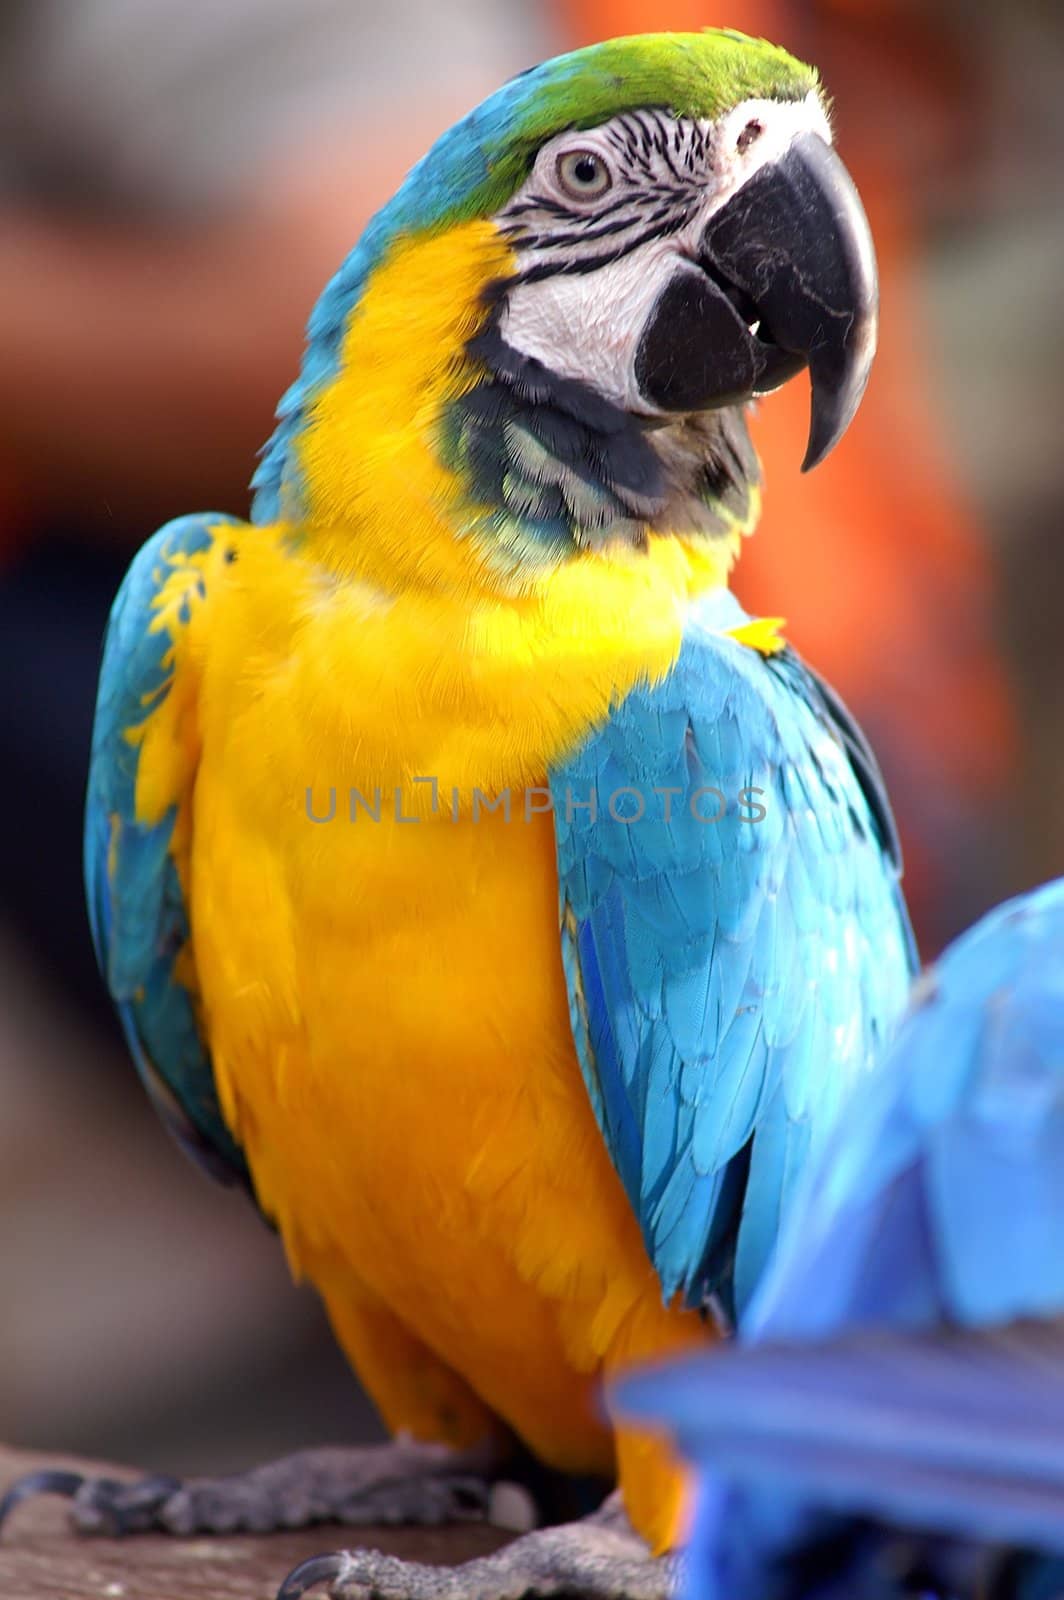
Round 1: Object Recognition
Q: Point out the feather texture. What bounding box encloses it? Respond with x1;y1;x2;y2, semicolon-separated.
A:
82;28;910;1559
616;877;1064;1596
252;30;816;523
85;513;249;1188
553;585;915;1316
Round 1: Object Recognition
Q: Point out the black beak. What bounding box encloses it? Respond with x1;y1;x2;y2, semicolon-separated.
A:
634;132;878;471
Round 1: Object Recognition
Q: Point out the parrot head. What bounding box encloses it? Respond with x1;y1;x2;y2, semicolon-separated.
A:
478;33;874;474
255;31;878;582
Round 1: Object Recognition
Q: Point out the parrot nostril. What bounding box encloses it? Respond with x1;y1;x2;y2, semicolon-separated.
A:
736;119;763;154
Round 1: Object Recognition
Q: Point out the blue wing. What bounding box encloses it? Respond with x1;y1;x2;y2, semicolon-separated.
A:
617;1324;1064;1599
550;587;916;1316
615;876;1064;1599
745;874;1064;1342
85;512;249;1189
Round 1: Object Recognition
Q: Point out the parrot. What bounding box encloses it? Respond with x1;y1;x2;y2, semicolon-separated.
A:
0;29;915;1600
615;875;1064;1600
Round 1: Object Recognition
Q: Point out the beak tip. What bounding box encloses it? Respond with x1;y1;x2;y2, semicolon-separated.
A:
800;310;878;473
800;394;858;473
800;407;848;473
800;426;829;474
800;395;848;473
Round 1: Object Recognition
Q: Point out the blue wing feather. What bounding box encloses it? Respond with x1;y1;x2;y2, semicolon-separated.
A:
618;1323;1064;1565
744;876;1064;1342
551;587;915;1316
85;513;250;1190
614;876;1064;1598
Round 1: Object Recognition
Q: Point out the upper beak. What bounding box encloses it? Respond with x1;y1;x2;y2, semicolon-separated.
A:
634;132;878;471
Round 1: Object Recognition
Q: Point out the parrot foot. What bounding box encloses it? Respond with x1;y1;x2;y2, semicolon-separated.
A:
276;1489;679;1600
0;1438;527;1539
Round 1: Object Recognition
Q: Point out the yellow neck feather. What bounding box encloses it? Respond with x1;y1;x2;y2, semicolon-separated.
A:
291;219;741;605
295;220;516;596
195;521;731;803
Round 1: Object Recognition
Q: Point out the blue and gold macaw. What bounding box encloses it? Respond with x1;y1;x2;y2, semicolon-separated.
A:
1;30;915;1600
618;876;1064;1600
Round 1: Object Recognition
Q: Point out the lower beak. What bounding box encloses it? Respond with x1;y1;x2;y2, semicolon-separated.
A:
634;132;878;471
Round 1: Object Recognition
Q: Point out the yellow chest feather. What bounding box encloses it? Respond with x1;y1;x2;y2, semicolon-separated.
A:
179;524;709;1356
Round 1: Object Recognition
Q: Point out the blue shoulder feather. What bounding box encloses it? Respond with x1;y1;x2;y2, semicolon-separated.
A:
85;513;250;1189
551;588;915;1317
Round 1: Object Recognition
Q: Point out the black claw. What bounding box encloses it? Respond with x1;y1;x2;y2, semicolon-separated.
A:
277;1552;348;1600
0;1470;86;1534
88;1473;183;1535
0;1468;186;1539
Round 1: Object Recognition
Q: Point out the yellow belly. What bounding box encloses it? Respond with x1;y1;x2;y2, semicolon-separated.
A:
178;522;723;1546
197;779;700;1446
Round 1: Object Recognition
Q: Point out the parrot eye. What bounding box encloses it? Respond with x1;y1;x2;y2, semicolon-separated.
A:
555;149;612;201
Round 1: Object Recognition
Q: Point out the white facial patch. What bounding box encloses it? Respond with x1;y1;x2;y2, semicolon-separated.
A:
497;91;832;415
500;239;686;413
713;92;832;203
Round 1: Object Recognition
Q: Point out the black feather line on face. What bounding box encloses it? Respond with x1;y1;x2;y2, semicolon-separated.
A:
467;321;666;515
656;129;686;185
505;188;647;227
498;107;709;284
442;310;761;568
502;207;689;285
618;126;641;163
517;208;669;251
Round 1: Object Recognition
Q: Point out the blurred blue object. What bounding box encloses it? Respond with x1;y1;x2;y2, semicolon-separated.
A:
616;877;1064;1600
